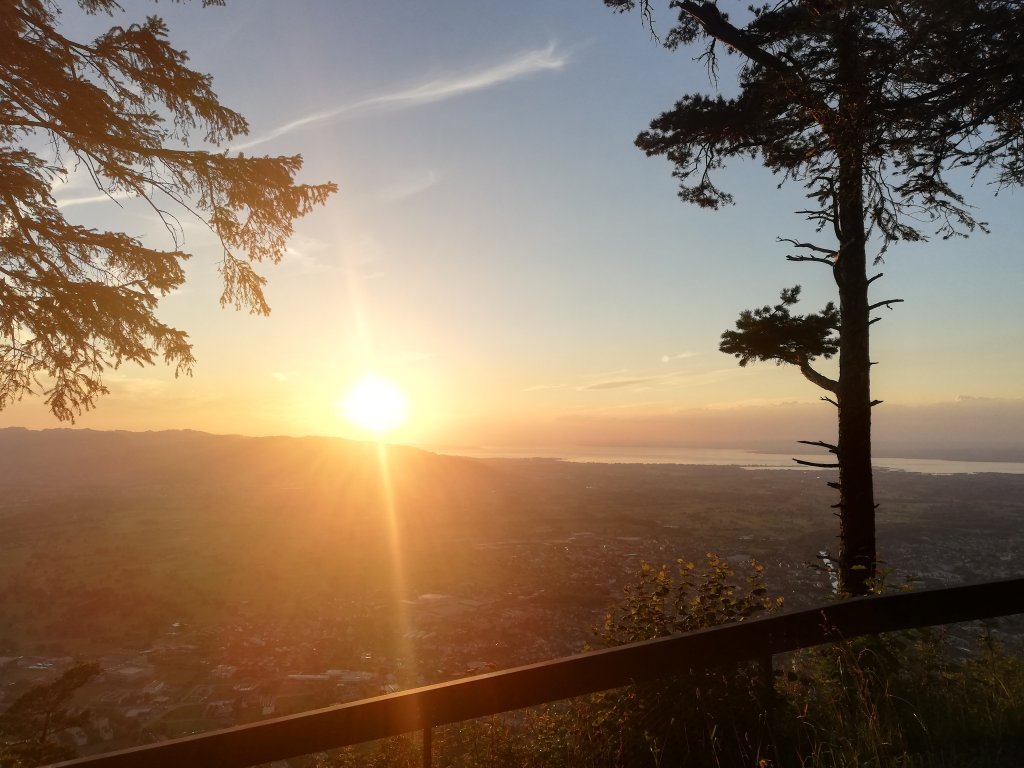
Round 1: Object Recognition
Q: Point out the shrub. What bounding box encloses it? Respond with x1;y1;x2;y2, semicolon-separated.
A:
549;554;784;768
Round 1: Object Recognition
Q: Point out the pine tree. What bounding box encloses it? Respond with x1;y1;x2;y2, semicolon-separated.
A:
606;0;1024;594
0;0;336;421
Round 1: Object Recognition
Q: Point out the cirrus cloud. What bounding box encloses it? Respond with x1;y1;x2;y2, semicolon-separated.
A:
234;43;568;151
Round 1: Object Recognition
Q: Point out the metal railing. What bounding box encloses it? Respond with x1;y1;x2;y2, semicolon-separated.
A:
51;576;1024;768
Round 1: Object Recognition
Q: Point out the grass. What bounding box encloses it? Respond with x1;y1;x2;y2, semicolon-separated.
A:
770;627;1024;767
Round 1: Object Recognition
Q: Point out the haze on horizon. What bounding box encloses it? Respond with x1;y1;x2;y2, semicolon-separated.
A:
1;1;1022;458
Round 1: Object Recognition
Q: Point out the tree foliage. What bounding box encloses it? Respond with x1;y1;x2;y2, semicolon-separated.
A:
610;0;1023;242
0;662;100;767
0;0;336;420
606;0;1024;594
720;285;839;391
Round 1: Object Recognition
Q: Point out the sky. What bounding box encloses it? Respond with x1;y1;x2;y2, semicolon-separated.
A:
2;0;1023;457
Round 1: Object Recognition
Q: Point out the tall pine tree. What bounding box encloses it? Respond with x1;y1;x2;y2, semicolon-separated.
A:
606;1;1024;594
1;1;335;421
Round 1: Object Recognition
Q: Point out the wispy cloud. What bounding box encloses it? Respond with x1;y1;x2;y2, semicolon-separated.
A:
234;43;568;151
54;190;131;209
278;234;348;275
104;373;174;396
580;367;688;392
50;167;133;209
376;169;439;202
579;365;732;393
522;383;564;392
661;352;695;363
582;376;664;391
370;43;566;105
954;394;1024;403
526;357;718;396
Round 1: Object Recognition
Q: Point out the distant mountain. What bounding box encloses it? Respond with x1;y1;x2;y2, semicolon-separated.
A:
0;427;482;494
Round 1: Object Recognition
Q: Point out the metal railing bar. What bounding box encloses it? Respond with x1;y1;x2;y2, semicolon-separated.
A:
49;576;1024;768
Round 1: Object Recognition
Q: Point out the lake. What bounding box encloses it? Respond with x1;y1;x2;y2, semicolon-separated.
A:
440;445;1024;475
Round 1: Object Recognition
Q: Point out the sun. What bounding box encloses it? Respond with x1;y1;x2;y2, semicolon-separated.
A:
339;373;410;435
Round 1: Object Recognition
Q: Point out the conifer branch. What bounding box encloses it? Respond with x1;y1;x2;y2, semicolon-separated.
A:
0;2;335;420
677;1;836;129
677;2;789;75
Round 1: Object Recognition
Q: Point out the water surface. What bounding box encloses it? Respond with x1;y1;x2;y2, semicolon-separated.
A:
440;445;1024;475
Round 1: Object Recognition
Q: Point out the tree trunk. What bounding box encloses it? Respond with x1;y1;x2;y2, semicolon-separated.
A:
833;12;876;597
835;167;876;596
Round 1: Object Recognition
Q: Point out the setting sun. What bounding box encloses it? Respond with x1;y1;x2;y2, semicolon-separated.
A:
339;374;410;435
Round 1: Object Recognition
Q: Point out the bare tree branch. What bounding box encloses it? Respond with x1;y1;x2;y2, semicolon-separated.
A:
793;458;841;468
786;254;835;265
778;237;835;255
798;439;838;453
798;356;838;392
868;298;904;311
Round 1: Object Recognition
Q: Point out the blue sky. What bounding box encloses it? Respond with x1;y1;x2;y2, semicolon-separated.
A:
2;0;1022;455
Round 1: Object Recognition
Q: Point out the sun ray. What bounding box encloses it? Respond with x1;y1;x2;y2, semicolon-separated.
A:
374;442;418;687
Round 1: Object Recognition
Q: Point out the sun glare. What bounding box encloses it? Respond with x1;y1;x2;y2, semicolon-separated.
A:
339;374;410;435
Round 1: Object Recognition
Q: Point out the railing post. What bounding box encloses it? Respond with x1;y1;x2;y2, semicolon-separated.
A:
422;725;432;768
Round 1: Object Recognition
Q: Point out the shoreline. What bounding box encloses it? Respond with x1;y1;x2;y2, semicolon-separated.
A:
431;444;1024;476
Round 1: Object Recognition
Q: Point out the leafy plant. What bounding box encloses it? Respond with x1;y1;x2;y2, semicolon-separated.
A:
559;554;784;768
